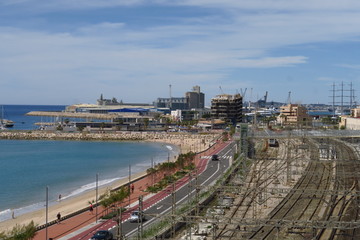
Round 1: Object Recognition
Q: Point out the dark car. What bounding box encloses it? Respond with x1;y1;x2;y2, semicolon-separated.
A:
211;154;219;161
91;230;113;240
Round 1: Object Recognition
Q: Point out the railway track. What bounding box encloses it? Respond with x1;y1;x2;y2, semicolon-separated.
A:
172;136;360;240
247;139;330;239
210;137;360;240
246;138;360;240
215;138;308;239
315;139;360;240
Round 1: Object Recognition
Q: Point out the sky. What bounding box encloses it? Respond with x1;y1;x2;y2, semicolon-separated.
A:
1;0;360;106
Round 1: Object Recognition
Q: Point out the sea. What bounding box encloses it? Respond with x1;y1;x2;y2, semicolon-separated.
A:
0;105;178;222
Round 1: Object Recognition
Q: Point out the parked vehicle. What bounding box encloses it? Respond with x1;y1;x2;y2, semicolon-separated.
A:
91;230;113;240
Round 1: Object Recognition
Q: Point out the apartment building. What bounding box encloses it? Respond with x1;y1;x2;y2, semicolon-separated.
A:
278;104;311;126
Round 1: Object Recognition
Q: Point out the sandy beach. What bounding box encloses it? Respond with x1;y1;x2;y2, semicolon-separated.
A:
0;131;219;233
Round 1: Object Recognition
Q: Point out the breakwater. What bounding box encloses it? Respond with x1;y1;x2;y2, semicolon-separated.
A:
0;131;219;153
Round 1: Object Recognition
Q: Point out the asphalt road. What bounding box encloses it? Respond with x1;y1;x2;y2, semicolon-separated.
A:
123;141;236;239
75;141;237;240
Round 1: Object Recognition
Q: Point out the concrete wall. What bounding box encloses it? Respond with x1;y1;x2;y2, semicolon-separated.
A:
345;117;360;130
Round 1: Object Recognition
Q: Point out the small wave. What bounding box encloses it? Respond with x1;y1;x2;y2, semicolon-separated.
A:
61;177;121;200
0;209;11;215
0;202;45;222
0;209;11;221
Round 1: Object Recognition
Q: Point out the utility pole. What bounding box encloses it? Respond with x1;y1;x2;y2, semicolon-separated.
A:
171;183;176;238
116;208;123;240
195;171;200;217
286;133;291;185
151;157;154;186
137;195;143;240
169;84;172;109
187;173;193;239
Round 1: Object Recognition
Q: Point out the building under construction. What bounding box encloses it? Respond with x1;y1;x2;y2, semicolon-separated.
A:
211;93;243;125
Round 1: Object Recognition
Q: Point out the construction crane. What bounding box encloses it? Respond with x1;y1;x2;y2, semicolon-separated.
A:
240;88;247;98
257;91;268;108
219;86;224;94
287;91;292;105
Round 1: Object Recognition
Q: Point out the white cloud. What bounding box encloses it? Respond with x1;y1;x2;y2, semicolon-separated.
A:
337;64;360;70
79;22;125;34
1;0;360;104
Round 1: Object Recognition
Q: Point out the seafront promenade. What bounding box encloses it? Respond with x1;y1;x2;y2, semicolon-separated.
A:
30;137;229;240
0;130;221;235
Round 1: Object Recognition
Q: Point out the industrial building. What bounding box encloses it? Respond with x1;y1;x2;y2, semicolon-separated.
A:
186;85;205;109
154;85;205;110
211;93;243;125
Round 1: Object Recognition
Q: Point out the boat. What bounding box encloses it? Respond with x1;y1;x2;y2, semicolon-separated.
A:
2;119;14;128
1;106;14;128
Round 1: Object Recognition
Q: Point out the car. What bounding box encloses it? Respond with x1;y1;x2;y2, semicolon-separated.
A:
91;230;113;240
211;154;219;161
130;210;145;223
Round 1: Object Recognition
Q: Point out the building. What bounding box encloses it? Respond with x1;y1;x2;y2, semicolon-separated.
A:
186;85;205;109
154;86;205;110
153;97;188;110
97;94;151;107
340;117;360;130
97;94;122;106
211;93;243;125
351;106;360;118
339;106;360;130
277;104;311;126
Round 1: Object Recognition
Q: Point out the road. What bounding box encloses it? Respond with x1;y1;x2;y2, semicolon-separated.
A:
69;140;236;240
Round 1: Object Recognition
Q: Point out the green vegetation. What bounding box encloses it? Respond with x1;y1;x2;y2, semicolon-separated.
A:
143;118;149;130
222;131;229;141
0;221;37;240
146;152;196;193
101;207;127;220
99;186;129;208
201;113;211;119
321;116;339;125
77;125;85;132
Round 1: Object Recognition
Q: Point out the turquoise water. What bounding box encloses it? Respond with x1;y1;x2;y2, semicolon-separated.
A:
0;140;178;222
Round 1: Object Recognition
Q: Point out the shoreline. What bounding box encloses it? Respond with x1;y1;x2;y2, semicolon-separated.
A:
0;131;219;232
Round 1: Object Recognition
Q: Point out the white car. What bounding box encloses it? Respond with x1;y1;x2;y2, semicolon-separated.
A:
130;210;145;223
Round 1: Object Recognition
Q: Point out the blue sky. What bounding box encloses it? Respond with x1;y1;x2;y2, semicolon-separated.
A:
1;0;360;106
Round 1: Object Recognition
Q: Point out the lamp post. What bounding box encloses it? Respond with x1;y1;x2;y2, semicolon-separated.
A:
45;186;49;240
128;165;131;206
96;173;99;223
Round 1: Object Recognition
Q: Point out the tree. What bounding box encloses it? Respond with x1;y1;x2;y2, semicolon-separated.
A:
77;125;85;132
1;221;37;240
202;113;211;119
143;118;149;130
100;186;129;208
